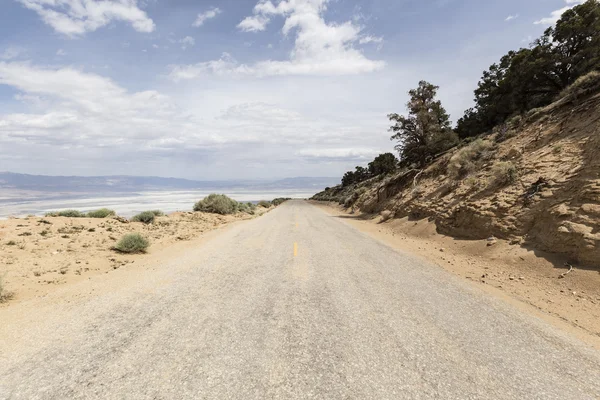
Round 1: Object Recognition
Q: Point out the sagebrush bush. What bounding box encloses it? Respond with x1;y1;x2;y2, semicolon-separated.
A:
559;71;600;102
87;208;116;218
149;210;164;216
257;200;272;208
272;198;291;206
131;211;156;224
194;194;239;215
237;202;256;214
447;139;495;180
113;233;149;253
45;210;85;218
491;161;518;186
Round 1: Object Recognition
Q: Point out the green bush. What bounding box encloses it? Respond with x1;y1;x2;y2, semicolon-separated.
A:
131;211;156;224
45;210;85;218
148;210;164;217
194;194;239;215
447;139;495;180
87;208;116;218
257;200;272;208
113;233;149;253
237;202;256;214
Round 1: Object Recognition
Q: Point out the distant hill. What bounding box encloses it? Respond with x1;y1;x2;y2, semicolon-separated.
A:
0;172;339;193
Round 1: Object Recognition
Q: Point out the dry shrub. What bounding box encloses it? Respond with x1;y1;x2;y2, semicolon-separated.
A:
559;71;600;102
447;139;495;180
491;161;518;186
194;194;239;215
87;208;116;218
114;233;149;253
131;211;156;224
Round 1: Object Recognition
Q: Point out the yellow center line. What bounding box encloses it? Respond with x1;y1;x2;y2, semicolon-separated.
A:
294;242;298;257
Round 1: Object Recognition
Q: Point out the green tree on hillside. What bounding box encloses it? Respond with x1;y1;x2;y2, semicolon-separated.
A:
456;0;600;138
368;153;398;176
389;81;458;167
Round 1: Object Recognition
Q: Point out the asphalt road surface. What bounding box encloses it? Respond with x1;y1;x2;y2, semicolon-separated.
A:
2;200;600;399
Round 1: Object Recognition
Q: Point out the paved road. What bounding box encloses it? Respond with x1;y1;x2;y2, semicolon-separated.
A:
2;200;600;399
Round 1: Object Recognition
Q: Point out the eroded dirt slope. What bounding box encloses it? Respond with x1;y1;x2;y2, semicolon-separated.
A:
314;93;600;267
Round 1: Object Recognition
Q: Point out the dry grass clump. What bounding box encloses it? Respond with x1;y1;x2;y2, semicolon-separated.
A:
131;211;157;224
490;161;518;186
447;139;495;180
87;208;116;218
559;71;600;102
45;210;85;218
113;233;149;253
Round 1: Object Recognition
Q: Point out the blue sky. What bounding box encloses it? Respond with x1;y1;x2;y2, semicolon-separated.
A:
0;0;580;180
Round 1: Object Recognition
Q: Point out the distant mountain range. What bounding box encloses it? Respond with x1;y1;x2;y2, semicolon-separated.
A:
0;172;339;193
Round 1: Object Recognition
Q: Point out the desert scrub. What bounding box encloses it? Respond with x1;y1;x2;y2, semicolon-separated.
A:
87;208;116;218
148;210;164;217
491;161;518;186
257;200;272;208
447;139;495;180
45;210;85;218
559;71;600;102
131;211;156;224
194;194;239;215
237;202;256;214
113;233;149;253
271;198;291;206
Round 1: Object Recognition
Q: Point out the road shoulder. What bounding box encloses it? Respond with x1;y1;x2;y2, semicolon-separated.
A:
310;200;600;350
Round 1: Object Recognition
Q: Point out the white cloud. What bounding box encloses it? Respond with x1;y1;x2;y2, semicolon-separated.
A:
297;147;381;161
534;0;584;25
172;0;384;80
1;47;26;60
359;35;384;45
193;7;221;27
505;14;519;22
56;49;67;56
17;0;155;36
180;36;195;50
237;15;270;32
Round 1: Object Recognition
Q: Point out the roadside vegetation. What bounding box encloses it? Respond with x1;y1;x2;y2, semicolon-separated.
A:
113;233;150;253
193;194;291;215
86;208;116;218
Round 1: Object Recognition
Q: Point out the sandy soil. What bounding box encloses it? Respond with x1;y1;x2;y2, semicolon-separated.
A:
313;201;600;346
0;209;268;305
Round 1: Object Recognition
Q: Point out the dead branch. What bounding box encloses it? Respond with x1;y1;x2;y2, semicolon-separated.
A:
559;263;574;279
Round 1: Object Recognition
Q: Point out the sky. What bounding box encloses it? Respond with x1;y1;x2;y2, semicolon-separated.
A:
0;0;584;180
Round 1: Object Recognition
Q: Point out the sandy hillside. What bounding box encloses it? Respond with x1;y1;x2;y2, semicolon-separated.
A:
0;209;268;305
313;92;600;268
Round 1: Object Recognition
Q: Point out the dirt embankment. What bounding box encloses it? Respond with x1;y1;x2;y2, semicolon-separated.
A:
313;92;600;268
0;210;267;305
